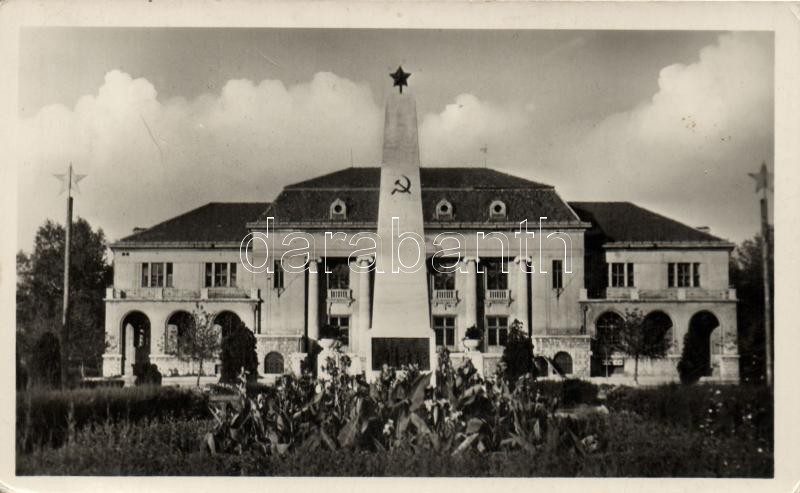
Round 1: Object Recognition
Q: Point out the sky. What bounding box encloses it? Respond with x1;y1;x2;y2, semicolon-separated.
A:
16;28;774;251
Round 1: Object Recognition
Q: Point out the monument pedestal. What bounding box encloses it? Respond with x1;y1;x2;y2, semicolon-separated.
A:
366;90;434;382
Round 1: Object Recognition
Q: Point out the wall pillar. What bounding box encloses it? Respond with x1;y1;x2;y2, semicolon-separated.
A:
307;259;320;341
124;325;135;386
514;256;530;331
356;255;372;354
464;257;478;329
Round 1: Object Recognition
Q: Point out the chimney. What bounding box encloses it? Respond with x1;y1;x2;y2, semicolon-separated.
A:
696;226;711;234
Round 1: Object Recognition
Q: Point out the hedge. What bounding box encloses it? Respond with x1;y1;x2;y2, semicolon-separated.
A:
606;383;773;443
16;385;209;452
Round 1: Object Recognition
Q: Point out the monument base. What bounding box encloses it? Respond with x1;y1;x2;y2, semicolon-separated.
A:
365;332;436;382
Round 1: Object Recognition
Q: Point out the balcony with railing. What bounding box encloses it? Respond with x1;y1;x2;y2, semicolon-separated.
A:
485;289;511;306
107;287;200;300
431;289;459;308
327;288;353;305
206;287;251;299
107;287;259;301
581;287;737;302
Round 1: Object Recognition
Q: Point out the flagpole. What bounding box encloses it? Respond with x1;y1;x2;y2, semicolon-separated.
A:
61;164;73;388
759;180;772;387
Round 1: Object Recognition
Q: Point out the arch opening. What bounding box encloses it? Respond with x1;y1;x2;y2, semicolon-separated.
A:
264;352;285;374
679;311;720;381
165;311;194;355
592;311;625;376
643;311;673;349
553;351;573;375
121;311;151;374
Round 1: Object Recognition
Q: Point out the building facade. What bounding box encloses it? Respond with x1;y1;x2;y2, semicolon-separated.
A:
102;92;739;383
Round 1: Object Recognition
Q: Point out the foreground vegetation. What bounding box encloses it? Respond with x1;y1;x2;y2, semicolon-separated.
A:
17;411;770;476
16;351;772;477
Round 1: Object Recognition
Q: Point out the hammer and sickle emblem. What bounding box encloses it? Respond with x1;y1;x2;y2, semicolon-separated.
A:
392;175;412;195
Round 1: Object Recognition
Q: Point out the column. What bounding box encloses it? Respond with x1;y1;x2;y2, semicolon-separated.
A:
515;256;530;331
464;257;478;329
357;255;372;353
307;259;319;341
124;325;135;386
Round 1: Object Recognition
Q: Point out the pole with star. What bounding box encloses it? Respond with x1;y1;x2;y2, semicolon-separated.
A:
748;162;773;387
53;163;86;388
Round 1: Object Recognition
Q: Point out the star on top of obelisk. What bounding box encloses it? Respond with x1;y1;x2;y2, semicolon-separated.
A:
390;66;411;94
53;163;87;196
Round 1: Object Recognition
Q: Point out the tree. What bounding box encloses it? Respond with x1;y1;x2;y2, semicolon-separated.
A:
616;308;671;384
29;332;61;388
16;218;112;383
730;233;773;384
500;319;535;386
219;318;258;384
177;303;222;386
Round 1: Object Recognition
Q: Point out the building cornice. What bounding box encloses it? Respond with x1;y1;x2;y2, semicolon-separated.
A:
602;241;735;250
246;220;592;231
110;241;242;250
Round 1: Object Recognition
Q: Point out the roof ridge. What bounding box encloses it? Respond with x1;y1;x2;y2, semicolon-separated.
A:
119;202;216;242
624;202;723;242
116;202;270;244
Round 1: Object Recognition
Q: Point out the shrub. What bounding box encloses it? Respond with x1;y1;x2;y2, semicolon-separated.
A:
500;319;534;385
133;362;163;386
219;319;258;384
319;324;339;340
16;386;209;452
464;325;482;340
534;379;599;407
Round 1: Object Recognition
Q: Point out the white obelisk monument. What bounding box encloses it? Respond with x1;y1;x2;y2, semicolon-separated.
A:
366;67;436;376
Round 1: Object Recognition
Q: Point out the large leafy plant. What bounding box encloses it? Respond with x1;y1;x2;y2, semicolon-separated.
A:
202;346;596;460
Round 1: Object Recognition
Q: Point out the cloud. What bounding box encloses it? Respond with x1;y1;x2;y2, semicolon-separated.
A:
416;32;772;241
419;94;531;166
549;32;773;241
16;32;772;250
17;70;383;247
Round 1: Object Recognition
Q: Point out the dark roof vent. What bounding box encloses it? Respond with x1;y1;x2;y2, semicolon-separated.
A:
132;227;148;235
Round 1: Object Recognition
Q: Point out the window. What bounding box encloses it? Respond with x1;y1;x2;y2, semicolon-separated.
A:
430;257;456;290
330;199;347;220
264;352;284;374
215;263;227;287
327;262;350;290
204;262;237;287
486;316;509;347
141;262;173;287
668;262;700;287
328;316;350;346
627;263;634;287
484;259;508;290
611;263;625;287
610;262;635;287
595;311;624;346
435;199;453;220
273;260;284;289
552;259;563;289
489;200;507;219
433;316;456;349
